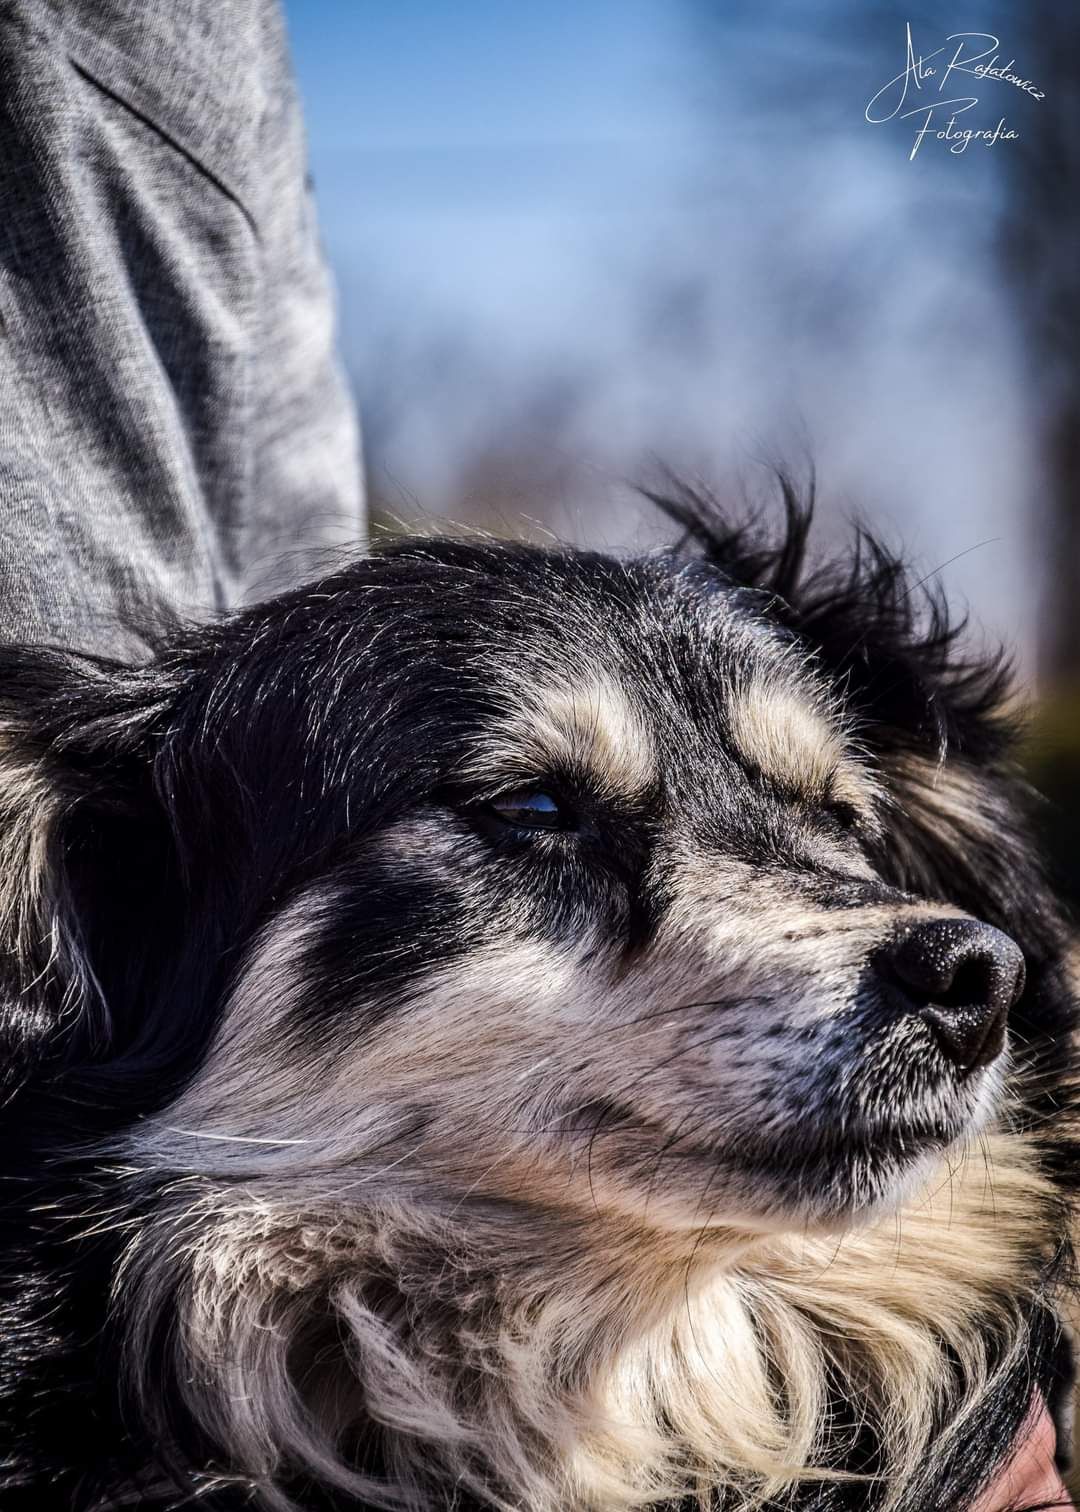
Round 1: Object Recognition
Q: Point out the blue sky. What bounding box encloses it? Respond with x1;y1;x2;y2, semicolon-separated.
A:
284;0;698;300
280;2;1045;667
286;0;691;155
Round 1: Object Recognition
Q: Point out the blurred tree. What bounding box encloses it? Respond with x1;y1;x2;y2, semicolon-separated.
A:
999;0;1080;692
999;0;1080;904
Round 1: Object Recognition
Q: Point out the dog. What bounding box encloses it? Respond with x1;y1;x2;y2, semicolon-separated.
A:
0;482;1077;1511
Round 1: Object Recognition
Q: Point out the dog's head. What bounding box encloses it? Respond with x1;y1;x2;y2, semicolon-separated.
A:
4;488;1078;1510
0;487;1069;1241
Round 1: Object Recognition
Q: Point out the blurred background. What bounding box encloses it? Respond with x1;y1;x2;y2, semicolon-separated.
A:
284;0;1080;898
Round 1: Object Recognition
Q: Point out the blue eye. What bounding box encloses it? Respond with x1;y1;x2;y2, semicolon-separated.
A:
486;789;573;832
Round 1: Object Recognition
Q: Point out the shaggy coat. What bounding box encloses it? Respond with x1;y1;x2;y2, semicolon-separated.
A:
0;486;1076;1511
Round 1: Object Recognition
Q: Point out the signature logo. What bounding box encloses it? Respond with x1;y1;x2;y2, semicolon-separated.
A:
866;26;1044;160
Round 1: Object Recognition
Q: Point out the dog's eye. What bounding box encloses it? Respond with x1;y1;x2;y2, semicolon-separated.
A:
486;789;575;832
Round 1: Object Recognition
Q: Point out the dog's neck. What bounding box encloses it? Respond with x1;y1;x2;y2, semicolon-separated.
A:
116;1130;1058;1510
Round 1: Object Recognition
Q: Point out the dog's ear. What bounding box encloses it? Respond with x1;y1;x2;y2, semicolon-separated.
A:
0;645;183;1105
653;478;1074;1042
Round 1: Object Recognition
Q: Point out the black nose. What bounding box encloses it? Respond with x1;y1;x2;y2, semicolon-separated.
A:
881;919;1025;1072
